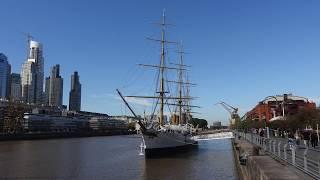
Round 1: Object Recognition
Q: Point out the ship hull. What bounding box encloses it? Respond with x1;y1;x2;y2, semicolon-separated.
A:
143;131;198;157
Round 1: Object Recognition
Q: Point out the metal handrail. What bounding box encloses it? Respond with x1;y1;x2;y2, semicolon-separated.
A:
235;131;320;179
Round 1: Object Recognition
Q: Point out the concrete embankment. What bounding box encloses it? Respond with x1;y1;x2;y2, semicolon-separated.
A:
0;131;133;141
232;136;312;180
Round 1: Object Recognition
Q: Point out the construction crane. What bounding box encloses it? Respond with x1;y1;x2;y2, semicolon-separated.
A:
215;101;240;127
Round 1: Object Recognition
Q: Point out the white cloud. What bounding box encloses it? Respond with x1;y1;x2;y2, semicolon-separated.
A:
124;97;152;107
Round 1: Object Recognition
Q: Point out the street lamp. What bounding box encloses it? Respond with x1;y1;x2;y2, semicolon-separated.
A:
262;95;279;139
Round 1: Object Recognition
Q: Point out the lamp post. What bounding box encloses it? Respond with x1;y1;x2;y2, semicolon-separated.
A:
280;102;285;120
262;96;279;139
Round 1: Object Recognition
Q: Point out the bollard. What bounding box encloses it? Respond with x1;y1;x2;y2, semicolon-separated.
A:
292;147;296;166
284;144;287;160
278;142;281;157
303;148;308;171
139;142;144;156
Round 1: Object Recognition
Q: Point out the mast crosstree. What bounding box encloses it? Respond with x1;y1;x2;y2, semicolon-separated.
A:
117;10;198;126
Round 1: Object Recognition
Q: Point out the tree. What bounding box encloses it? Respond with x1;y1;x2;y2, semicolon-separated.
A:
286;108;320;130
127;122;136;130
189;118;208;129
267;108;320;131
238;118;261;130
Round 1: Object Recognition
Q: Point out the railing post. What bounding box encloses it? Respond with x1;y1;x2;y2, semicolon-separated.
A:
278;142;281;157
260;136;262;146
318;159;320;176
259;136;261;146
303;148;308;171
292;146;296;166
263;138;267;151
284;144;287;160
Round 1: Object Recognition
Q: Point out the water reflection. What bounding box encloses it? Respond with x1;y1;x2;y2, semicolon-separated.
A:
143;140;237;180
0;136;237;180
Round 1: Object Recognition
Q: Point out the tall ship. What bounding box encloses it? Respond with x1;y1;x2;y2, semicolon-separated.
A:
117;10;198;157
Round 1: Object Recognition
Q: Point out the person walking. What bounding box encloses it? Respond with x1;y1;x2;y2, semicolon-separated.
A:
288;131;295;149
295;131;300;145
303;131;310;148
311;132;317;148
259;129;264;137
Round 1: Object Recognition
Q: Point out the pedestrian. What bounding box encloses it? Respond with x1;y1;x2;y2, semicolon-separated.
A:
311;132;317;148
259;129;264;137
303;131;310;148
288;131;294;149
295;131;300;145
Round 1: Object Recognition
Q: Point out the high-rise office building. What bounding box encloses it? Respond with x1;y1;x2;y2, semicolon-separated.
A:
69;71;81;111
10;73;22;101
21;40;44;104
45;77;50;105
0;53;11;99
45;64;63;107
21;61;35;103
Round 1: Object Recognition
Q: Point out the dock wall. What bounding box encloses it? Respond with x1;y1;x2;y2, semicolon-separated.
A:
232;137;311;180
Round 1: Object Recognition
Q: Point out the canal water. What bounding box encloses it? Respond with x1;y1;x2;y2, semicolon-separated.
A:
0;135;238;180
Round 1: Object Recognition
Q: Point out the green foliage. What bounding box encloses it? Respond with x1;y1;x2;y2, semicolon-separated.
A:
188;118;208;129
285;108;320;130
238;118;261;130
127;122;136;130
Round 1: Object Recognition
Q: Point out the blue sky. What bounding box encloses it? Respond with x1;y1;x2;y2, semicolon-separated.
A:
1;0;320;125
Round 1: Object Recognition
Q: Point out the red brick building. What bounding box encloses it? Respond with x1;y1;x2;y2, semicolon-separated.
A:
245;94;316;123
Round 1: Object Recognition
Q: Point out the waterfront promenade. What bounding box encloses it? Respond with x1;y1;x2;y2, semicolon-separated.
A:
235;131;320;179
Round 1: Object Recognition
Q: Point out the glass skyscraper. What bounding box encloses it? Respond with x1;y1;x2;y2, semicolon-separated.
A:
10;73;22;101
21;40;44;104
69;71;81;111
0;53;11;99
45;64;63;107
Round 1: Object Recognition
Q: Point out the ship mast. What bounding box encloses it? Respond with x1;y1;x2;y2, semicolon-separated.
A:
159;10;166;125
117;11;196;128
186;74;191;121
178;44;184;124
